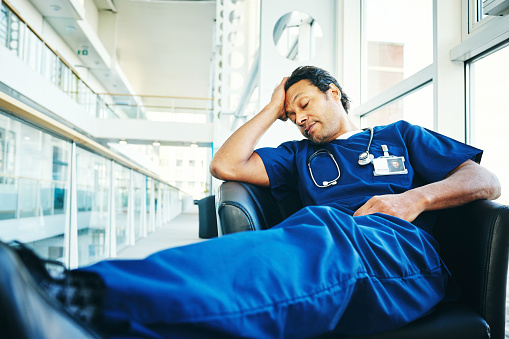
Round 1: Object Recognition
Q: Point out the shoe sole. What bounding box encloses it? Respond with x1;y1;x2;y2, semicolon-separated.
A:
0;242;101;339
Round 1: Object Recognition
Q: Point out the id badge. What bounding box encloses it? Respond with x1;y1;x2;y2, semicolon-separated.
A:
373;156;408;176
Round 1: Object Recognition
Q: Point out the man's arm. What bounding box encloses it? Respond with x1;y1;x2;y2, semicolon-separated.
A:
209;78;288;186
354;159;501;222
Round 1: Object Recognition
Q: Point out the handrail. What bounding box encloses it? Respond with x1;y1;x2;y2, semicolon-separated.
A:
97;93;214;101
0;172;67;185
107;103;213;111
0;90;175;189
3;0;98;102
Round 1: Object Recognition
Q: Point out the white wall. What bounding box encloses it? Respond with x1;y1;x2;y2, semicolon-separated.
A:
257;0;337;148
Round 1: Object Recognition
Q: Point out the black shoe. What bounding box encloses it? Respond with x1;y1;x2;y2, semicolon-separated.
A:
0;241;102;338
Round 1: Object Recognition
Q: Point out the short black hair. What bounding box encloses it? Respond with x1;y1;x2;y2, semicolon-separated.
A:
285;66;351;113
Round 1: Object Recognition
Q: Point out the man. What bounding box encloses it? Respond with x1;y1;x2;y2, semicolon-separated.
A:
0;66;501;339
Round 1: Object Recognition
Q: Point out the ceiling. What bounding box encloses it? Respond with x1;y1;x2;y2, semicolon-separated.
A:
113;0;216;99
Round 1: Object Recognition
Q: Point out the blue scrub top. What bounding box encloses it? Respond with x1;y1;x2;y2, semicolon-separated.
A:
255;120;483;234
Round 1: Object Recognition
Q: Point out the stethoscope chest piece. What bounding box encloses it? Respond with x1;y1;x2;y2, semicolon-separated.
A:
358;152;374;166
357;127;374;166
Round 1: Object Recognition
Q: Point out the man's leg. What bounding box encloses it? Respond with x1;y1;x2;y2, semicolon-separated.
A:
81;206;448;338
0;206;449;338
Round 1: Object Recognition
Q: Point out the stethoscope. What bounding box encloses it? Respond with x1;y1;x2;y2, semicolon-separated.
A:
307;127;374;188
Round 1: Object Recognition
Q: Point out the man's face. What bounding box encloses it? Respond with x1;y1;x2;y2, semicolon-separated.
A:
391;160;400;168
285;80;344;144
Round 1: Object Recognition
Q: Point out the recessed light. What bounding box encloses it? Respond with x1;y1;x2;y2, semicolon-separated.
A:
50;5;61;11
119;140;127;145
65;26;75;32
190;143;198;148
153;141;161;147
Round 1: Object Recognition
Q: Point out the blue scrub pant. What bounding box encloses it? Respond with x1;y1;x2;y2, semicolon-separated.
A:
82;206;449;339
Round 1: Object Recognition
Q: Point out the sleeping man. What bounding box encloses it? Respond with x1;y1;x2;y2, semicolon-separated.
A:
0;66;501;338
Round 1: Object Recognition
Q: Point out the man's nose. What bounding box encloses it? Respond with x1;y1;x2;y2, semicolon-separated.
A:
296;111;307;126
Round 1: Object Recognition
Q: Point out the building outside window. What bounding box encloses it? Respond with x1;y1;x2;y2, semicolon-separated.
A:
363;0;432;103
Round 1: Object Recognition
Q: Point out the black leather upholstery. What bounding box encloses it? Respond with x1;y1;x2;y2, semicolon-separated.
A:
196;195;218;238
216;181;509;339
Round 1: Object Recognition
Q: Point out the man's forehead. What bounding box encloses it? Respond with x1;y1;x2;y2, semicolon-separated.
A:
286;80;315;104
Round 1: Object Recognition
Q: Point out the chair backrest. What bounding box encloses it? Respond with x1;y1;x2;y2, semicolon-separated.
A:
433;200;509;339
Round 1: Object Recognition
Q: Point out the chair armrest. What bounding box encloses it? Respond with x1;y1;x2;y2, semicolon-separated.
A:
434;199;509;339
215;182;286;235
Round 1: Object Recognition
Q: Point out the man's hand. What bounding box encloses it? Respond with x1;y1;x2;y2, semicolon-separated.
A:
210;77;292;186
353;191;427;223
353;160;501;223
270;77;289;121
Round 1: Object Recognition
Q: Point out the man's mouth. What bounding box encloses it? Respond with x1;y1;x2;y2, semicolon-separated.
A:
305;122;316;137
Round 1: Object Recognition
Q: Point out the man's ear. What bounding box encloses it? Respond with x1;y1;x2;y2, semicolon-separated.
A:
328;83;342;102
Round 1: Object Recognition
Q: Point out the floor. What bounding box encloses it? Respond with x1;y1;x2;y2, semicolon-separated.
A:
116;205;205;260
117;206;509;337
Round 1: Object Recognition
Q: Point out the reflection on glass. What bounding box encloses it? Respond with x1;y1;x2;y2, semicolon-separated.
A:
76;148;111;266
0;113;70;263
273;11;323;61
361;84;433;130
364;0;432;102
470;45;509;205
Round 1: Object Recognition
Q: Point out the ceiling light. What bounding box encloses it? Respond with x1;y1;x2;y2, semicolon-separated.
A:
119;140;127;145
190;143;198;148
50;5;61;11
65;26;76;32
153;141;160;147
24;136;30;141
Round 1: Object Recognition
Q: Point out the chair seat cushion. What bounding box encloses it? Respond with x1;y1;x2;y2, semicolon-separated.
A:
325;302;490;339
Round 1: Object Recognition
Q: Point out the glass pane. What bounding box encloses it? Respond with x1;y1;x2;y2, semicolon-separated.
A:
470;45;509;205
0;4;7;47
0;113;70;263
76;147;111;266
361;84;433;129
363;0;432;102
133;171;144;240
8;11;21;56
24;29;42;73
114;163;130;251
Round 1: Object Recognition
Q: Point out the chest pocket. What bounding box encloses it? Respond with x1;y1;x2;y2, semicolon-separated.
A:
369;143;412;186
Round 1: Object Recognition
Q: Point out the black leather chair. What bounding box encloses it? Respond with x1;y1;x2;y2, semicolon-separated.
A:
215;181;509;339
195;195;218;239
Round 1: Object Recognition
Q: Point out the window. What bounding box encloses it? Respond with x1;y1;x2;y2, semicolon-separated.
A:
361;84;433;129
468;44;509;205
363;0;432;102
